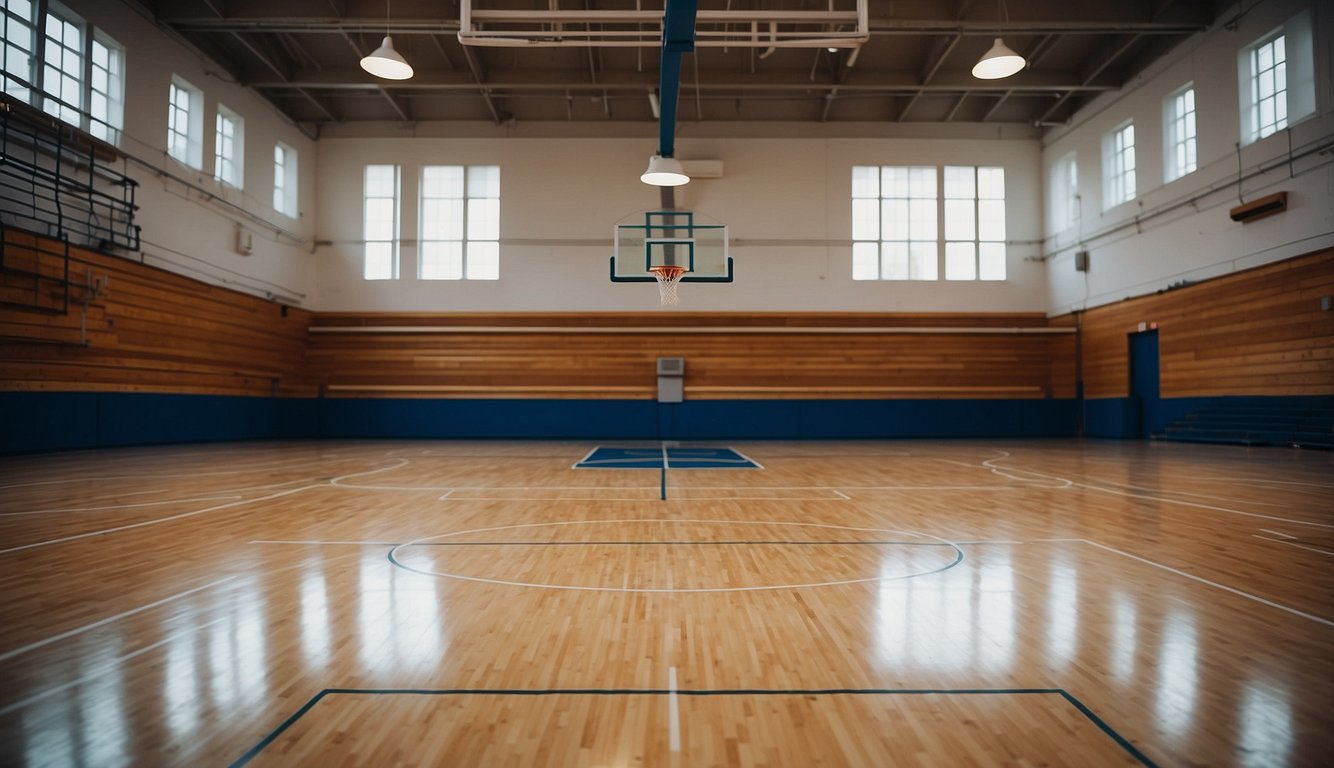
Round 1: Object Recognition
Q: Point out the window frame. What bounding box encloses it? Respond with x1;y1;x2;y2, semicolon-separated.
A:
943;166;1006;282
40;3;84;126
273;142;298;218
1103;121;1136;209
1049;152;1078;234
167;75;204;169
851;165;1007;282
1;0;39;104
1248;33;1287;142
418;165;501;281
214;104;244;189
87;29;124;144
1163;84;1197;183
363;164;400;281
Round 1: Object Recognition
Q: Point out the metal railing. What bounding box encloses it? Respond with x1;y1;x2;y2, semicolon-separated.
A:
0;96;140;256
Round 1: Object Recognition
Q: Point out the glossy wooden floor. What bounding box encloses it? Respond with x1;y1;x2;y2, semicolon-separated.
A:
1;440;1331;767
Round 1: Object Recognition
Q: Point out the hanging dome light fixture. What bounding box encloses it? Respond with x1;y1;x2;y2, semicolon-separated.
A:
640;155;689;186
360;0;414;80
971;0;1025;80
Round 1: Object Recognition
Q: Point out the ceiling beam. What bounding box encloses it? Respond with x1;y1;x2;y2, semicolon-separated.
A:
899;33;961;122
246;70;1119;94
981;90;1012;122
161;17;1205;37
1035;33;1142;124
461;47;505;125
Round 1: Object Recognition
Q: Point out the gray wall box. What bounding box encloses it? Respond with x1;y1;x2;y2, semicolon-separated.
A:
657;357;684;403
1074;251;1090;272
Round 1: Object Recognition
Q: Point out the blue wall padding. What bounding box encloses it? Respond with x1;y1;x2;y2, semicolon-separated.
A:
1084;398;1140;438
7;392;1328;453
309;399;658;439
1;392;282;453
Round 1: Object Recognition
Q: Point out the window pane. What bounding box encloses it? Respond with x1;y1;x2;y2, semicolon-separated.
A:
851;166;878;198
944;199;975;241
467;198;500;240
909;199;936;238
881;242;909;280
421;241;463;280
945;242;976;280
909;166;936;196
365;165;396;197
852;242;879;280
882;167;909;197
977;168;1004;199
979;243;1006;280
943;166;974;198
421;200;463;240
466;241;500;280
978;200;1005;241
423;166;463;198
881;199;908;234
851;199;879;240
364;243;394;280
467;165;499;198
909;242;936;281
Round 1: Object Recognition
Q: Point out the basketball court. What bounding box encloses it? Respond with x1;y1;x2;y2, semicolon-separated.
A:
2;439;1330;765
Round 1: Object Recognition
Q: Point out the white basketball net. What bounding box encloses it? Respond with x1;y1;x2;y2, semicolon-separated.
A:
651;266;687;306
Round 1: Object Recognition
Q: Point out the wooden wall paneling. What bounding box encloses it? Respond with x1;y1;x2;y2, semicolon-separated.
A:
1062;248;1334;399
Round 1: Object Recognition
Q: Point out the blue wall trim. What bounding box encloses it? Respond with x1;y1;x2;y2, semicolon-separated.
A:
9;392;1327;453
4;392;1078;453
1082;394;1334;439
1;392;284;454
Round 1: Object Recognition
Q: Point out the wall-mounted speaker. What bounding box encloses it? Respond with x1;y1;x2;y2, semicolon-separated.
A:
1074;251;1090;272
1229;192;1287;223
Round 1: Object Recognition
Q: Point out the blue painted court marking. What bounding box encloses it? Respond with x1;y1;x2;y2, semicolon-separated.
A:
574;446;761;470
230;687;1156;768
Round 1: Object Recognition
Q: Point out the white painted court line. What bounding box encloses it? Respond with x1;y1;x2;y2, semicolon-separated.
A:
570;446;600;470
248;540;401;545
728;447;765;469
329;459;411;487
0;575;239;663
1253;535;1334;558
0;618;228;716
0;495;242;517
437;489;455;500
668;666;681;752
661;443;671;471
1064;538;1334;628
832;490;851;500
0;485;321;556
1258;529;1296;540
984;455;1334;530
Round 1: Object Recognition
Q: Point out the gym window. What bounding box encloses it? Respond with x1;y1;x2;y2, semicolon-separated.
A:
1102;122;1136;209
273;142;298;218
1164;85;1196;183
1238;10;1315;146
2;2;125;144
1049;152;1078;234
215;105;244;189
363;164;400;281
167;76;203;168
419;165;500;281
851;165;1006;281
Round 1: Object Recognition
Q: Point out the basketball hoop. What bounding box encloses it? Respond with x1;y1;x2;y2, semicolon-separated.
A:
648;264;687;306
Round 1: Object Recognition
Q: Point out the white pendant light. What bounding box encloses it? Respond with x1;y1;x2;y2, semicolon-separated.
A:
972;0;1024;80
971;37;1025;79
361;36;414;80
361;0;413;81
640;155;689;186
